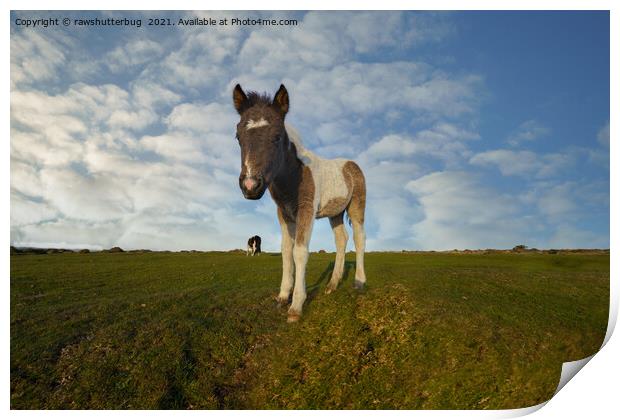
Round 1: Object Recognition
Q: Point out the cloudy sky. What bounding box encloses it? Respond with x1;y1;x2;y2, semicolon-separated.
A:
10;11;609;251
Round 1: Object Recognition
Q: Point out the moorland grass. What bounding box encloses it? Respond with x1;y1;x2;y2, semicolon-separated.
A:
10;251;609;409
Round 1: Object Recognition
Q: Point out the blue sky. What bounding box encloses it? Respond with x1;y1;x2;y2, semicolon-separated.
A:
10;10;609;251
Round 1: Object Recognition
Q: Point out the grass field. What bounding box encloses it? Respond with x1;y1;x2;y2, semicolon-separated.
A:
10;250;609;409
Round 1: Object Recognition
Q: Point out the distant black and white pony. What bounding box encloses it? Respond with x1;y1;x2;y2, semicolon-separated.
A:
232;84;367;322
247;235;262;256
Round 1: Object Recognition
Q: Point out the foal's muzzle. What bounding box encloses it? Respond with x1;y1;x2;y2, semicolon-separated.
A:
240;175;266;200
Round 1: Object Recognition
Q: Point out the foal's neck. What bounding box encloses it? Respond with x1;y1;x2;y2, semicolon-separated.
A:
269;134;304;213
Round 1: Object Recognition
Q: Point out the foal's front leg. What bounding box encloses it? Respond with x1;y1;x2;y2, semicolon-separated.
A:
277;208;295;306
288;205;315;323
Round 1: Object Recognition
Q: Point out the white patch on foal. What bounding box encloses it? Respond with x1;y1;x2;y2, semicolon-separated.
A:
286;124;350;218
244;119;270;176
245;157;253;177
246;118;269;130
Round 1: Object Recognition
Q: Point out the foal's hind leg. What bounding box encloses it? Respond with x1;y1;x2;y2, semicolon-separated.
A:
350;218;367;289
326;213;348;294
345;164;367;290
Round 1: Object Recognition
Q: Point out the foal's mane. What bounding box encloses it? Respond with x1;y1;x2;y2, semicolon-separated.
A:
245;91;273;108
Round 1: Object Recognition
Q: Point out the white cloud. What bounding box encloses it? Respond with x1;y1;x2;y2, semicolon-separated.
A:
507;119;550;146
131;80;182;109
10;70;252;249
236;12;453;78
142;23;244;91
586;122;610;168
286;62;481;124
358;160;424;250
359;123;479;166
366;196;424;250
407;171;514;224
40;168;133;222
405;171;532;250
10;192;58;226
352;123;479;251
597;121;610;147
159;102;241;170
11;128;83;167
360;135;417;161
141;133;208;164
469;149;574;178
10;30;69;86
345;12;454;53
108;108;157;131
536;183;578;218
535;180;608;220
83;134;150;177
10;160;42;198
10;82;166;178
547;224;608;249
105;39;165;73
13;219;124;250
12;83;159;133
166;102;236;134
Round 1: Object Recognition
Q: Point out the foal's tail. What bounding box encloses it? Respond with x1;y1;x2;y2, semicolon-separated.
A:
343;160;366;226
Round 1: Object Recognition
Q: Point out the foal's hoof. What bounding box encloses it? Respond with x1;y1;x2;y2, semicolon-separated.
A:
275;297;288;308
287;311;301;323
325;286;336;295
354;280;366;290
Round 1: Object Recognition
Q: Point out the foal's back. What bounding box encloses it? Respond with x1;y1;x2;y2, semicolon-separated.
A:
285;125;357;220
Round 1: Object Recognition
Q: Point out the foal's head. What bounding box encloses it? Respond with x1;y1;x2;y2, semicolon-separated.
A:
232;84;290;200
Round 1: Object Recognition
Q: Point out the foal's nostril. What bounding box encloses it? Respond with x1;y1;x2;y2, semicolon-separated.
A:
243;178;258;191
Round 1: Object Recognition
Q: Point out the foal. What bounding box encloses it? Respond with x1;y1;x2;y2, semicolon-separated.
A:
233;84;367;322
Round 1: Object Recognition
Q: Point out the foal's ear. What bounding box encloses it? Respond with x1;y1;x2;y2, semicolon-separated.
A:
233;84;248;114
273;84;289;115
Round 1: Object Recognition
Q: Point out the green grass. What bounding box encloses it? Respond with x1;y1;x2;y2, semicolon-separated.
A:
11;251;609;409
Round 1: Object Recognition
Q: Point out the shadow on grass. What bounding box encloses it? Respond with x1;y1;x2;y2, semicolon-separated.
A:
306;262;333;304
306;260;356;305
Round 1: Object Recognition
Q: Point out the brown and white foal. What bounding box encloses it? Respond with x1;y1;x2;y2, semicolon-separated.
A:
233;84;367;322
